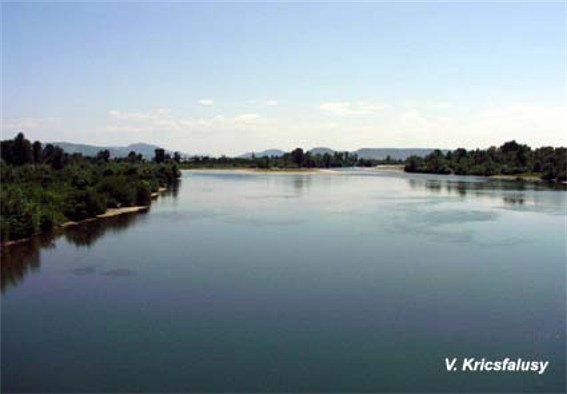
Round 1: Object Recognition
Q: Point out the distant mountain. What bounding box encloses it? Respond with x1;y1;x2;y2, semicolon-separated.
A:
52;142;441;161
51;142;130;158
239;149;286;158
308;147;336;155
51;142;176;159
122;143;164;158
238;147;442;160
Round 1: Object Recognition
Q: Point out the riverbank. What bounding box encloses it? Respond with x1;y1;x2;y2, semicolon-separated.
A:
1;134;182;245
1;188;169;248
151;187;168;198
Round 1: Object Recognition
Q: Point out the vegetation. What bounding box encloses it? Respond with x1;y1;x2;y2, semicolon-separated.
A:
182;148;401;169
404;141;566;182
1;133;181;243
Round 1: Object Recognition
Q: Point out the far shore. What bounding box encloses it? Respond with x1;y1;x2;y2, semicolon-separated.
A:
186;168;340;175
184;166;565;185
365;164;405;171
488;174;543;182
186;166;406;175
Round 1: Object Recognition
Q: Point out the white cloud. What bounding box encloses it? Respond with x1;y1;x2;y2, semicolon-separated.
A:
2;117;44;131
102;109;265;136
463;104;567;147
319;101;387;116
431;102;453;109
94;101;564;155
345;104;565;149
108;109;159;121
265;99;278;106
234;113;260;124
1;117;63;136
198;99;214;106
99;125;153;133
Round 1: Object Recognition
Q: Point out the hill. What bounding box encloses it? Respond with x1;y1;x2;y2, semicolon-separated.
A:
51;142;173;159
308;147;336;155
239;149;286;158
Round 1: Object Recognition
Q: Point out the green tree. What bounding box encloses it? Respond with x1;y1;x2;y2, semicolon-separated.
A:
291;148;305;167
11;133;33;165
32;141;43;164
154;148;166;163
96;150;110;162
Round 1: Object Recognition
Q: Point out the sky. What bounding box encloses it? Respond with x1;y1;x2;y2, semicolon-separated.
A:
2;1;566;156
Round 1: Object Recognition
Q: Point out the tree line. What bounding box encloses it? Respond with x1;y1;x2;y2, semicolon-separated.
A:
404;141;566;182
1;133;181;243
182;148;401;169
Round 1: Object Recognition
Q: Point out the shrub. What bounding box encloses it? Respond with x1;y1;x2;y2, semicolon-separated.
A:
64;189;106;221
39;212;55;232
135;181;152;206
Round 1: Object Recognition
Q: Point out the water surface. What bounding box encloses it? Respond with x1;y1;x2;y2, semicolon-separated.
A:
2;169;565;392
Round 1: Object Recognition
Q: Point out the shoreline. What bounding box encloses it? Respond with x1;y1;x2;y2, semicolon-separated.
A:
151;187;168;199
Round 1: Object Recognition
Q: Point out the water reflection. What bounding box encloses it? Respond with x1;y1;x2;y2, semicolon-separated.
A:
168;179;181;198
1;211;146;293
63;212;145;247
292;175;312;194
408;176;565;208
0;235;54;293
502;194;526;205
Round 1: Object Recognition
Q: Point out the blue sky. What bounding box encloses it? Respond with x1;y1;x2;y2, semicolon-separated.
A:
2;1;565;155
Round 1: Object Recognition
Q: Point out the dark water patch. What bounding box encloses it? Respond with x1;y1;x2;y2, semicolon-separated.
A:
474;237;527;248
0;235;54;293
64;213;144;248
100;268;135;277
245;194;298;200
413;209;499;226
69;266;97;276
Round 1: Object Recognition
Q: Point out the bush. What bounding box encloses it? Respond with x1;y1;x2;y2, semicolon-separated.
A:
64;189;106;221
97;177;136;207
135;181;152;206
39;212;55;232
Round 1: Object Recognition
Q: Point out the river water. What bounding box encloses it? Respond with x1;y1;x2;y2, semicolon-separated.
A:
1;169;565;392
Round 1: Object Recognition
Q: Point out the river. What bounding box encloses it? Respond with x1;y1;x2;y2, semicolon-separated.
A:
1;169;565;392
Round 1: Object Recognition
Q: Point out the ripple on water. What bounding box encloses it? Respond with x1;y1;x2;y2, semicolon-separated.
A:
386;209;508;246
412;210;499;226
